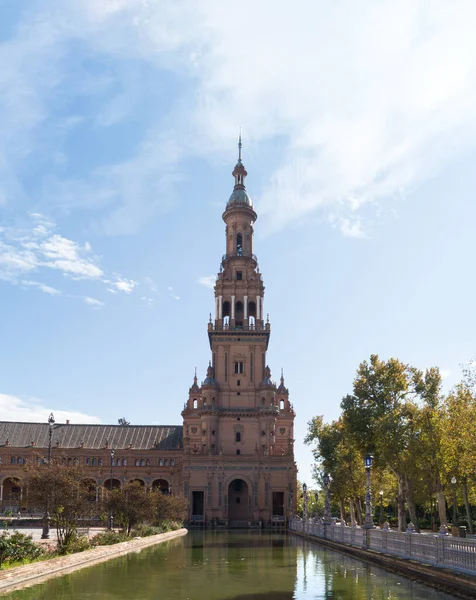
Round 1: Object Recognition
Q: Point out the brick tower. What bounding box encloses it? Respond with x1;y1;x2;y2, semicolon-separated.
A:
182;137;297;526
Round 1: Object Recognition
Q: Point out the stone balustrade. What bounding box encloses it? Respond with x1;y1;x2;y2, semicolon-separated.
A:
290;518;476;576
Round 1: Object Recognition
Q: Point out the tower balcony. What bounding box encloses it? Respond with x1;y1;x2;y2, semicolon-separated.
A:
208;321;270;332
221;250;257;264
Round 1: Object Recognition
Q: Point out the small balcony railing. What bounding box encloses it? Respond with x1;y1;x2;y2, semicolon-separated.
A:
222;251;257;263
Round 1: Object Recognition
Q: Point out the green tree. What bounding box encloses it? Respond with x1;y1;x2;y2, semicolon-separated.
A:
106;481;157;534
341;355;425;531
440;384;476;530
305;416;365;525
24;462;95;552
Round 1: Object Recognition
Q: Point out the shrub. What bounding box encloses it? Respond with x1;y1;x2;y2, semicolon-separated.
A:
90;531;128;547
58;533;89;555
0;531;44;568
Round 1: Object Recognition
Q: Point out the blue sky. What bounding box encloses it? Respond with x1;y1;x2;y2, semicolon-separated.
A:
1;0;476;485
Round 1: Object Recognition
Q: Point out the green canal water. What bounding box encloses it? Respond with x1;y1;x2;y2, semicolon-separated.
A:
4;531;459;600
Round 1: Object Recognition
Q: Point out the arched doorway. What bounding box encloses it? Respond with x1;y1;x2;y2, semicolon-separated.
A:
152;479;170;494
2;478;22;509
103;478;121;491
228;479;249;522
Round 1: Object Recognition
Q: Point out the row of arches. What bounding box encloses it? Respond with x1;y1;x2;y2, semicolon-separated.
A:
0;477;171;508
222;301;256;318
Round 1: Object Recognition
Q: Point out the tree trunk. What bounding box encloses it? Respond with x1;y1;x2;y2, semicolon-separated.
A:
355;497;363;526
349;499;357;526
339;498;346;524
435;485;447;526
462;478;473;534
397;476;406;532
405;475;420;532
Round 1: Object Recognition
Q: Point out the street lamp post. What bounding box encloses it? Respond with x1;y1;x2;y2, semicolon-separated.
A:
41;413;55;539
363;454;374;529
302;483;308;522
379;490;384;527
109;449;115;530
451;476;457;525
323;473;331;524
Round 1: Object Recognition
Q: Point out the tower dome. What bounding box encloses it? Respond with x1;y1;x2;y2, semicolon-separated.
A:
226;133;253;209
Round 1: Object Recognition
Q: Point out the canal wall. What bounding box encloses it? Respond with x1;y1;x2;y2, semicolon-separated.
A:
291;529;476;600
0;528;188;595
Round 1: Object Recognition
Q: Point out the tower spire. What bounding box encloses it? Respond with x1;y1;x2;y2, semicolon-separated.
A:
238;130;242;162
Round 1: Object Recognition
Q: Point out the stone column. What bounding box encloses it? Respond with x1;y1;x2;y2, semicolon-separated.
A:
218;296;223;319
244;295;248;319
256;296;261;320
231;295;235;320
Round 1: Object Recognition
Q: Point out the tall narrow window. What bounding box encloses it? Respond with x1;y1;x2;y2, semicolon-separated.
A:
236;271;243;280
236;432;241;442
234;361;244;374
236;233;243;255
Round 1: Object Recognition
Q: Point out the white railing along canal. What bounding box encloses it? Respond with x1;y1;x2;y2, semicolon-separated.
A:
290;518;476;576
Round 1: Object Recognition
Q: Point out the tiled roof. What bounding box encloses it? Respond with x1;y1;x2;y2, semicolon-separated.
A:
0;422;183;451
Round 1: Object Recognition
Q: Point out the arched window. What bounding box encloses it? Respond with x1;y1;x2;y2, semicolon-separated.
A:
159;459;164;466
236;301;243;314
203;398;207;407
111;458;116;467
193;399;198;409
236;233;243;254
248;301;256;318
170;459;175;466
98;458;103;466
223;301;230;318
123;459;127;466
140;459;145;467
74;457;79;465
67;457;72;465
280;399;285;410
236;432;241;443
146;459;151;466
37;457;42;465
86;458;91;466
92;458;97;466
135;459;140;466
17;457;23;465
165;459;169;467
10;457;16;464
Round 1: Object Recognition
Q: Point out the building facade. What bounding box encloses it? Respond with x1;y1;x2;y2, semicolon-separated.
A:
0;141;297;526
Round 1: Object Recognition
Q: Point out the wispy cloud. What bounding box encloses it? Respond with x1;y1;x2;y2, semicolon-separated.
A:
1;1;476;237
0;392;101;424
198;275;216;289
83;296;104;307
0;213;136;303
21;280;62;295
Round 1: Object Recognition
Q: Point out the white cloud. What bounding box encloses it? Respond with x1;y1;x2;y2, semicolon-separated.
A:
21;280;62;295
83;296;104;307
0;393;101;424
2;1;476;235
0;213;137;302
198;275;216;289
109;275;138;294
75;0;476;234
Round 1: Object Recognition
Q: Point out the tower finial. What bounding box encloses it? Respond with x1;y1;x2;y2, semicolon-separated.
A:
238;129;242;162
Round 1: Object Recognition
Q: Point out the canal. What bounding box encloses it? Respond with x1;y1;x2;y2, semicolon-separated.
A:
4;531;459;599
